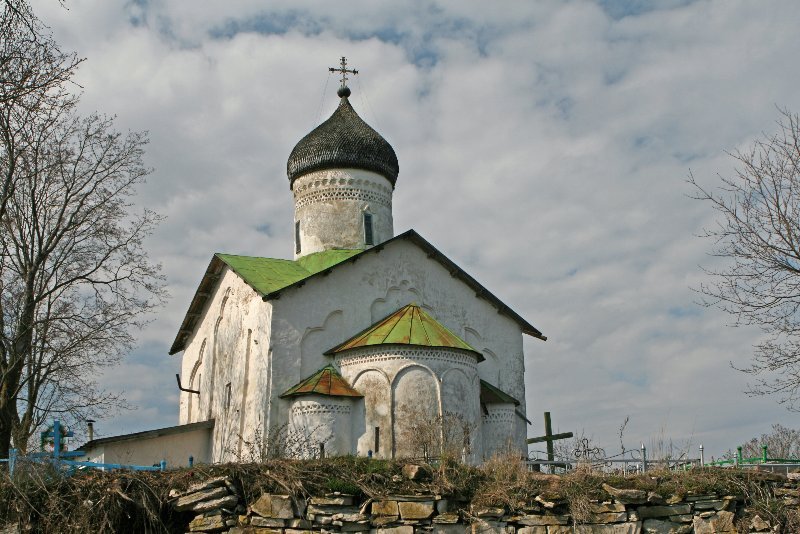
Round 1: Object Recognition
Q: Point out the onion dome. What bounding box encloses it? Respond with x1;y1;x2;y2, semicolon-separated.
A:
287;89;399;187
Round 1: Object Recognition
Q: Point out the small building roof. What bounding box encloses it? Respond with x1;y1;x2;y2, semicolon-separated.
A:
480;380;520;406
76;420;215;451
325;304;481;359
280;365;363;399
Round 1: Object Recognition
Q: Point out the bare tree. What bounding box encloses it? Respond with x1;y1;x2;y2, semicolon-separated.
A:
690;108;800;409
1;0;82;222
0;0;164;456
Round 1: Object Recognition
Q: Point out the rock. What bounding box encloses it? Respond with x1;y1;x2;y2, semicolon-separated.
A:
471;506;505;518
398;500;435;520
372;500;400;516
311;496;354;506
332;512;368;522
547;528;573;534
590;502;627;513
642;519;692;534
288;518;313;528
750;514;771;532
665;495;684;505
402;463;431;481
693;500;728;511
534;495;558;508
337;520;371;532
190;494;239;513
668;514;693;523
637;505;692;518
286;530;314;534
574;523;642;534
685;494;718;502
515;515;569;526
188;514;227;532
371;515;399;527
692;510;736;534
515;528;547;534
174;486;230;512
433;525;470;534
375;526;414;534
250;494;297;519
588;512;628;524
307;504;360;515
433;513;461;524
250;517;288;528
471;519;506;534
602;484;647;505
646;493;665;505
183;476;231;496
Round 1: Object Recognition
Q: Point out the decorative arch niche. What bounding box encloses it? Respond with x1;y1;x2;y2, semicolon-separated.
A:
392;365;440;459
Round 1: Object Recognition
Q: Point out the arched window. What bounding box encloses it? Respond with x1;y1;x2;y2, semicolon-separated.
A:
295;220;301;253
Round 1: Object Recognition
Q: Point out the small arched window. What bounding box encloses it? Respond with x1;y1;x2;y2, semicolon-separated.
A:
363;212;374;246
295;220;301;254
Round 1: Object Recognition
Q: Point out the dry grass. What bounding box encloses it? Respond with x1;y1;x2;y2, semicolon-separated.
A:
0;455;797;532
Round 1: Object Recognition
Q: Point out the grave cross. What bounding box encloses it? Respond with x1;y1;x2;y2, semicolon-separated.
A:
329;56;358;89
526;411;573;462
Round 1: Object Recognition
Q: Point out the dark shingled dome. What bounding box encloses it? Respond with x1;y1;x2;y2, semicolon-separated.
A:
287;94;399;187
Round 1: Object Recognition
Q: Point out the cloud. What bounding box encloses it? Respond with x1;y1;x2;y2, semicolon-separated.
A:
36;0;800;457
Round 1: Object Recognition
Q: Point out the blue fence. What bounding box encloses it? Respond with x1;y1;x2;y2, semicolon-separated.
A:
0;420;167;475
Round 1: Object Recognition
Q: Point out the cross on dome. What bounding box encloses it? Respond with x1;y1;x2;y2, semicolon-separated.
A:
329;56;358;97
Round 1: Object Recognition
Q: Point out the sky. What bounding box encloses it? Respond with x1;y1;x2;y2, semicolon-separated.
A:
33;0;800;460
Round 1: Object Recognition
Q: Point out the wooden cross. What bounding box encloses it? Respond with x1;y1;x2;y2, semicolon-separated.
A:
329;56;358;88
526;411;573;462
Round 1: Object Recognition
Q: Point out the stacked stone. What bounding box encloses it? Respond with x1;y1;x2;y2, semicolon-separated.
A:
170;475;242;532
171;470;800;533
233;493;311;533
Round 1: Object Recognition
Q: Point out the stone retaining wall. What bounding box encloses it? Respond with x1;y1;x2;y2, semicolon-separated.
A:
169;471;800;534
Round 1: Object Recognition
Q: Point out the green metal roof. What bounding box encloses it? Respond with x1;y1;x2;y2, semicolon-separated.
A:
216;249;362;296
480;379;520;406
170;229;546;356
326;304;481;357
280;365;363;399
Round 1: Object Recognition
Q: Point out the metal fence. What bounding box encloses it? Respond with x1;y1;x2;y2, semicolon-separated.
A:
527;442;800;474
0;420;169;475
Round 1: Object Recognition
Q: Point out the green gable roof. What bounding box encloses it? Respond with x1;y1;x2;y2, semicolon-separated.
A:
170;230;546;356
280;365;363;399
326;304;482;358
216;249;362;296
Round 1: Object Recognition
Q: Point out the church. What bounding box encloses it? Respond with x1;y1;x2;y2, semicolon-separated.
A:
79;60;545;466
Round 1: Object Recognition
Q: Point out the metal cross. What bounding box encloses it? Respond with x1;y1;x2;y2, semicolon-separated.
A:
329;56;358;88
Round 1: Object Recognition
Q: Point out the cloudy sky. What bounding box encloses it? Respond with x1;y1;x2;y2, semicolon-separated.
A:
35;0;800;460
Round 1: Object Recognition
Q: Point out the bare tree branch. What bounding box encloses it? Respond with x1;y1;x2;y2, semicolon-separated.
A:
0;0;164;455
691;108;800;409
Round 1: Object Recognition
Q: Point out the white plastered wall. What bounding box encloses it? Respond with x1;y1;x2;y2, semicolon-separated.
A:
292;168;394;258
178;266;273;462
287;394;353;457
336;345;481;462
268;237;531;457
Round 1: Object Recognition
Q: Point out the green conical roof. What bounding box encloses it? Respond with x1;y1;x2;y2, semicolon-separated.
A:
280;365;363;399
326;304;481;358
